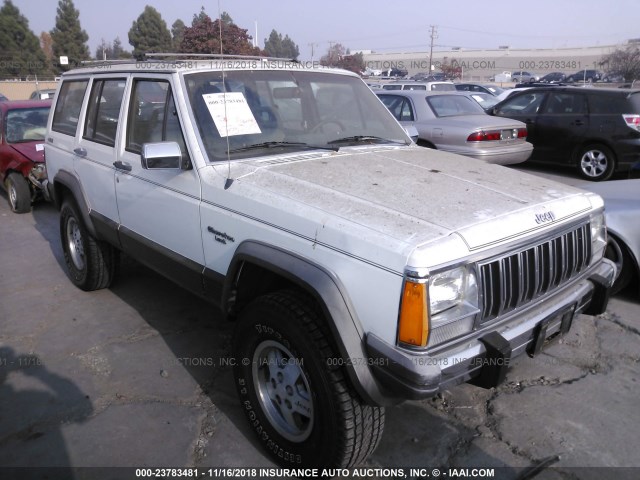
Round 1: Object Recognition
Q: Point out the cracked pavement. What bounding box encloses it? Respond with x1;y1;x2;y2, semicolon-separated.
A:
1;175;638;479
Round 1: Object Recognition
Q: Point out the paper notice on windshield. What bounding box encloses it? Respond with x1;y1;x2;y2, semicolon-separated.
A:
202;92;261;137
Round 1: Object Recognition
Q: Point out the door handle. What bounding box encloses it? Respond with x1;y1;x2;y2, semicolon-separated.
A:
73;147;87;157
572;120;585;126
113;160;132;172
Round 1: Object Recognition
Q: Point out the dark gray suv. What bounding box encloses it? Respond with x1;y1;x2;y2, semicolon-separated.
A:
491;86;640;180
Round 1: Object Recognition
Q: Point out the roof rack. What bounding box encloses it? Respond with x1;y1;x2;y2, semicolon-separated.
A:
73;53;303;69
144;52;299;63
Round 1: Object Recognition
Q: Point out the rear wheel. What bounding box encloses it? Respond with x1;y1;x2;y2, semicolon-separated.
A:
5;172;31;213
233;290;385;468
577;144;615;181
60;200;118;291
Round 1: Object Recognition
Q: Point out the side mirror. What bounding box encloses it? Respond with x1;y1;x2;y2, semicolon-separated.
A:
141;142;182;170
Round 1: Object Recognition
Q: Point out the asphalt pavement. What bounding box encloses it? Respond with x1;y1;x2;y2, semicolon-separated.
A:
0;164;638;480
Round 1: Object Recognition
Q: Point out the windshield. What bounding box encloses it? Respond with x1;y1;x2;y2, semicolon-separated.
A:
184;70;409;161
5;107;50;143
426;95;485;117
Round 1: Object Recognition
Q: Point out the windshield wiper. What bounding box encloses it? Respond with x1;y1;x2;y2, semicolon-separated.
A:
327;135;408;146
228;141;339;154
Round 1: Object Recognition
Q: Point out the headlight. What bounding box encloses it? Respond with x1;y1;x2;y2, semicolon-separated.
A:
590;212;607;263
30;163;47;181
398;265;479;349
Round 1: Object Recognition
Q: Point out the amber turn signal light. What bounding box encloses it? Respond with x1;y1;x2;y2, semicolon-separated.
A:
398;281;429;347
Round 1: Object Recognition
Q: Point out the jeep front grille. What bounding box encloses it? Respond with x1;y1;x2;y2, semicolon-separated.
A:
479;223;591;322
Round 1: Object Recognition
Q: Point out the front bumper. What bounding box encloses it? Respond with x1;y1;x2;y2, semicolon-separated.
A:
366;258;615;400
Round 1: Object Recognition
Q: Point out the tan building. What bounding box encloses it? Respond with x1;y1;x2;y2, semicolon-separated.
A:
361;43;628;82
0;81;59;101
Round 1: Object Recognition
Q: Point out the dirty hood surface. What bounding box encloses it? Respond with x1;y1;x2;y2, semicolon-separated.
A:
232;146;590;249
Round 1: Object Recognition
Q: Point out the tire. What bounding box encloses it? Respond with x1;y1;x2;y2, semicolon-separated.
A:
232;290;385;468
605;235;634;295
60;200;118;291
577;144;616;181
5;172;31;213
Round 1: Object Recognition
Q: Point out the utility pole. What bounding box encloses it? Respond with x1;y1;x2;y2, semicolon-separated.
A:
428;25;438;73
308;42;318;62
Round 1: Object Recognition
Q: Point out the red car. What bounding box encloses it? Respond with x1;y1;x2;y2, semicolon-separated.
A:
0;100;52;213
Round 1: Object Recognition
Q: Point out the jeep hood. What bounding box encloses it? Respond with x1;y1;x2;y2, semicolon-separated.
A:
225;146;594;261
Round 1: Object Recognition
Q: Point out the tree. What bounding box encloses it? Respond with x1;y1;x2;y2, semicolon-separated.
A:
319;43;364;73
128;5;172;58
95;37;131;60
0;0;50;79
320;43;346;68
264;29;300;59
440;58;462;80
180;9;261;56
220;11;233;26
50;0;90;70
112;37;131;59
171;19;185;52
95;38;112;60
40;31;54;62
337;52;365;74
600;44;640;82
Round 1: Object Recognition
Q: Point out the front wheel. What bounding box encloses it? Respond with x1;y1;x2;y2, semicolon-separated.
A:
232;290;384;468
605;235;634;295
60;200;118;291
577;144;616;181
5;172;31;213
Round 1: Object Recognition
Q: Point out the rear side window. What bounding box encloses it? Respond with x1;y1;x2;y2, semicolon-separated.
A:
378;95;415;121
628;92;640;111
588;93;635;114
84;78;126;146
52;80;89;136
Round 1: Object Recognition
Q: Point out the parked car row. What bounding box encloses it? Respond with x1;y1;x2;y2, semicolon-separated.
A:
490;85;640;181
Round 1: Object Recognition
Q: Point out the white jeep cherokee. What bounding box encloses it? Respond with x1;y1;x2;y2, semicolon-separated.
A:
45;56;615;468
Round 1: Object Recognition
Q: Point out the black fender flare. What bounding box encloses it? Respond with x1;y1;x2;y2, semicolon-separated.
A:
223;240;398;406
52;170;97;238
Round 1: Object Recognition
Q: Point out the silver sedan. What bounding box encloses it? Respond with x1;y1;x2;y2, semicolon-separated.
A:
376;90;533;165
581;178;640;297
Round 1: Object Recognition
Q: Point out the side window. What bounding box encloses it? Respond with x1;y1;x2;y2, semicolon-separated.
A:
399;98;414;121
126;79;190;165
378;95;414;122
588;94;627;114
496;92;546;115
52;80;89;136
84;78;126;146
543;93;587;114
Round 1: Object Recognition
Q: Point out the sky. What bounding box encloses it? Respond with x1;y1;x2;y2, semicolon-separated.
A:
10;0;639;60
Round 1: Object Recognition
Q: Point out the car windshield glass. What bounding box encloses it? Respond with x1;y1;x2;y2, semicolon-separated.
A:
469;93;499;109
426;95;485;117
184;70;409;161
430;83;456;91
5;107;50;143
